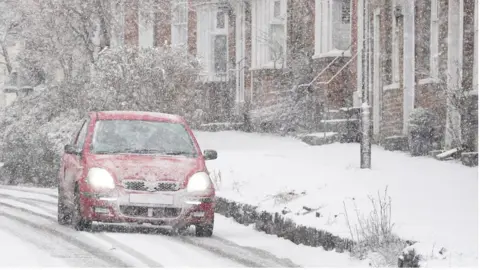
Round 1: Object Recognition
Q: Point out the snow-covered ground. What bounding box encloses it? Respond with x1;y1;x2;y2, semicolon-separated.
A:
0;186;366;267
195;131;478;267
0;219;68;267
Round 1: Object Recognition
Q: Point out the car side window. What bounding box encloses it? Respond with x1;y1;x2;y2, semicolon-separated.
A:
75;120;89;149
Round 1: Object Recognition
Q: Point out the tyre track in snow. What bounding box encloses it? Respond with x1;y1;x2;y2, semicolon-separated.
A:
0;185;58;199
0;187;298;268
0;207;131;267
0;216;112;267
0;200;163;267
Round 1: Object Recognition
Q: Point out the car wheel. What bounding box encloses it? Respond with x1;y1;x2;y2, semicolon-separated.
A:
57;186;71;225
195;223;213;237
72;189;92;231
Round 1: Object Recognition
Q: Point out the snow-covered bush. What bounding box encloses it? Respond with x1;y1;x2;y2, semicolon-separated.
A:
407;108;440;156
0;130;59;187
0;46;203;186
344;187;407;267
87;46;202;120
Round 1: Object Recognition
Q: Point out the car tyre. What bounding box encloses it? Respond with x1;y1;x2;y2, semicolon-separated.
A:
195;223;213;237
57;186;71;225
72;189;92;231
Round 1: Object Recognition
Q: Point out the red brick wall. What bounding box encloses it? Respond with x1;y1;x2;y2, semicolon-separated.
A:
244;2;252;104
188;0;196;55
124;0;139;47
310;0;357;110
154;0;171;47
350;0;359;92
376;0;406;138
413;0;449;136
462;0;475;92
381;89;403;136
461;0;477;151
228;10;236;72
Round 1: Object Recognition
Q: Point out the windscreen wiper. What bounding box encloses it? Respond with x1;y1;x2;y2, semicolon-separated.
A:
164;151;195;156
111;148;165;154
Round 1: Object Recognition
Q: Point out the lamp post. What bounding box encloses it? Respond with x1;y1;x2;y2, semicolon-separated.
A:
360;0;372;169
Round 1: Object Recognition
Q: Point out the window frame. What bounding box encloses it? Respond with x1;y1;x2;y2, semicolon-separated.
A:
251;0;287;69
171;1;189;50
314;0;353;59
429;0;440;80
196;4;229;81
391;1;401;84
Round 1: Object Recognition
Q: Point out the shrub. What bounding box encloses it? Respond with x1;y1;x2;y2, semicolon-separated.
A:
0;132;59;187
344;187;408;267
0;46;203;187
407;108;440;156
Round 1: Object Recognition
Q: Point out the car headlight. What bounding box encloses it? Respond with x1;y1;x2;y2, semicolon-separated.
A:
86;168;115;189
187;172;212;193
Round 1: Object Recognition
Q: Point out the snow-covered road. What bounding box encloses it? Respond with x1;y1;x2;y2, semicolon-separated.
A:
0;185;363;268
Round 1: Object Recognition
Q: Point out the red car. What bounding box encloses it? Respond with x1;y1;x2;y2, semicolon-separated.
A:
57;111;218;237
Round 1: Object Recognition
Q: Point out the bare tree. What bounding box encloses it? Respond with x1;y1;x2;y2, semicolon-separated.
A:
0;0;25;75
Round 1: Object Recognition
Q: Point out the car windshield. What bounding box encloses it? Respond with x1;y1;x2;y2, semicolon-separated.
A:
90;120;197;157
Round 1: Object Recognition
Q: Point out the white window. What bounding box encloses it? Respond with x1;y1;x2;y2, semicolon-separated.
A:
196;5;229;81
430;0;439;79
171;1;188;49
391;2;400;83
138;0;155;48
314;0;352;58
251;0;287;69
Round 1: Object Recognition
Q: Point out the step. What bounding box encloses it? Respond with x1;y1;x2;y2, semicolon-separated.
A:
317;119;359;133
322;108;360;120
299;132;340;146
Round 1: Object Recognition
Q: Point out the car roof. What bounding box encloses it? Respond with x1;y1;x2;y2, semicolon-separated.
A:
90;111;185;123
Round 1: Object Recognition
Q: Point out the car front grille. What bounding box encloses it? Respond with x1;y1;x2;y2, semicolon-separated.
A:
123;180;180;192
119;205;182;218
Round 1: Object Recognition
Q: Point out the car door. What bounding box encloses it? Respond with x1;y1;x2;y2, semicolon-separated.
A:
63;119;89;203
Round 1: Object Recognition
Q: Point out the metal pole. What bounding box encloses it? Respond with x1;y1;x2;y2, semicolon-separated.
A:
360;0;372;169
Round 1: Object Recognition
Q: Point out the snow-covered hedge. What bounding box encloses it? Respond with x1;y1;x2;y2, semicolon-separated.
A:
0;47;202;186
215;197;354;253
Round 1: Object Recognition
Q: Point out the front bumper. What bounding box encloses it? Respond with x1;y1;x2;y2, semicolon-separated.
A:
79;189;214;227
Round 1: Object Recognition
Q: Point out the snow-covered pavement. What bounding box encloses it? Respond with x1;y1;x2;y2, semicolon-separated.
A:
0;186;366;267
194;131;478;267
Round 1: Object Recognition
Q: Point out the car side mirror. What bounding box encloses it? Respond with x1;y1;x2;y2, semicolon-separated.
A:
64;144;82;155
203;149;217;160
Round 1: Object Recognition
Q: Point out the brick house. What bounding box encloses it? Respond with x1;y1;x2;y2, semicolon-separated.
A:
360;0;478;151
118;0;360;129
118;0;477;152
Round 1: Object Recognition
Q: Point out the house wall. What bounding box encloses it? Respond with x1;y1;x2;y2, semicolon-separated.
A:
188;1;197;55
153;0;172;47
124;0;139;47
414;0;448;138
248;0;358;115
376;0;477;151
461;0;478;151
377;0;406;138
